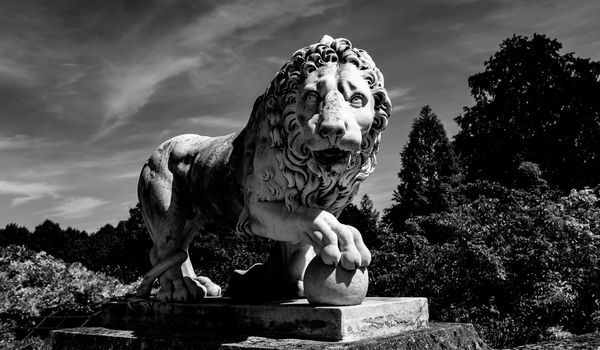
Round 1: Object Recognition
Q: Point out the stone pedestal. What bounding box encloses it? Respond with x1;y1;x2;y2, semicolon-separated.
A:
45;323;490;350
103;297;428;341
44;297;491;349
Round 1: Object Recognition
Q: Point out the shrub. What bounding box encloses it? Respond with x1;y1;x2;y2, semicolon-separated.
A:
0;319;43;350
0;245;139;348
370;182;600;348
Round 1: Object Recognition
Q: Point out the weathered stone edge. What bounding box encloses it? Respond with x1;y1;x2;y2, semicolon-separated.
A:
103;297;429;341
44;322;491;350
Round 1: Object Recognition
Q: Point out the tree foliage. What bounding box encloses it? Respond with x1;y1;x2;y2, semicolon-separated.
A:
0;204;271;289
188;223;273;289
0;205;153;284
339;194;382;249
87;205;152;282
455;34;600;191
0;245;137;318
370;182;600;348
0;245;138;348
0;224;30;247
384;105;460;232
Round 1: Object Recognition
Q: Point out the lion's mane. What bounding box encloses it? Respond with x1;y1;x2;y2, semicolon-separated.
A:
244;37;391;223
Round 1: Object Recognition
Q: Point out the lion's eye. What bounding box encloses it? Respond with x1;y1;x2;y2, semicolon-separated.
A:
304;92;320;103
350;94;366;107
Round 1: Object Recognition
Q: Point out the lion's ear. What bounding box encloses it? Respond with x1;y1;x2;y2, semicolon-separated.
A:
319;35;334;45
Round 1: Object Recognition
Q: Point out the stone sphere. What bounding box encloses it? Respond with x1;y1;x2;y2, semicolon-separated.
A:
303;257;368;306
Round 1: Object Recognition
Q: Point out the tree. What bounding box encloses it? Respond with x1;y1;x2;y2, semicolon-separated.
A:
29;220;68;258
383;105;460;232
62;227;89;264
114;204;152;282
515;161;549;191
86;204;152;282
88;224;123;272
339;194;382;249
371;182;600;348
455;34;600;191
0;224;31;247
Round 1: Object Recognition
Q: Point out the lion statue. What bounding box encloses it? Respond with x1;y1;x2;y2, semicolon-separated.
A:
135;35;391;303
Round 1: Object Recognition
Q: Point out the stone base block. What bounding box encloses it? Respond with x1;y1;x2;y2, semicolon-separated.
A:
45;323;490;350
103;297;428;341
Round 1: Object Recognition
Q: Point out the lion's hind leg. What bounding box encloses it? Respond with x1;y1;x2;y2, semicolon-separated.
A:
128;248;188;310
146;213;217;303
138;152;219;303
177;249;222;298
142;212;222;302
134;248;188;298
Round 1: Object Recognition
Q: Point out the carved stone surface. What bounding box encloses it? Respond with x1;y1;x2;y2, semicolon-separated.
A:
103;297;428;341
135;35;392;304
45;323;491;350
303;257;368;305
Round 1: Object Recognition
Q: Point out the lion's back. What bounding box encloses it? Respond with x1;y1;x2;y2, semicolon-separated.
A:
138;133;246;231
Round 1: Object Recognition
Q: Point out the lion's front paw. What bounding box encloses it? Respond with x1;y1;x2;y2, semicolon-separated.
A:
310;211;371;270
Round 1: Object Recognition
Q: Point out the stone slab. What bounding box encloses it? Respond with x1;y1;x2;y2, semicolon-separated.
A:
44;323;490;350
504;332;600;350
102;297;428;341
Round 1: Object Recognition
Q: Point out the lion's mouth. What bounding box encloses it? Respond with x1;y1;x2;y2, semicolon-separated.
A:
313;148;352;167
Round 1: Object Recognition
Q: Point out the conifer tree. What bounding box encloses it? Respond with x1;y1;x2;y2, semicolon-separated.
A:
383;105;459;232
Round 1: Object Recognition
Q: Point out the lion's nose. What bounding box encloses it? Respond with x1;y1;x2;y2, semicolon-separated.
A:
318;119;346;141
318;91;346;143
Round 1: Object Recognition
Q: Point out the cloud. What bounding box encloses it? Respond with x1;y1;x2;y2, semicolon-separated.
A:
47;197;108;220
184;115;246;129
96;57;200;141
0;135;44;150
386;87;415;112
0;180;62;206
263;56;288;67
112;171;141;180
0;59;39;86
158;129;173;141
459;0;600;60
387;87;411;99
93;0;343;140
486;0;598;31
387;87;412;101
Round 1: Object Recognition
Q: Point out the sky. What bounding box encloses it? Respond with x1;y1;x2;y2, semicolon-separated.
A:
1;0;599;233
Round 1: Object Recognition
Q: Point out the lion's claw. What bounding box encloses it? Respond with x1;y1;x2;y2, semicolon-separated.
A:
310;211;371;270
321;244;342;265
340;250;362;270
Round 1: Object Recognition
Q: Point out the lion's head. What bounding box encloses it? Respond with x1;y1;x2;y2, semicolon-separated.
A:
249;35;391;217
